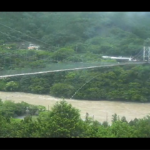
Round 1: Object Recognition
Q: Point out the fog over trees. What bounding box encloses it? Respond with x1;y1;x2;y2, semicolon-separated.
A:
0;12;150;137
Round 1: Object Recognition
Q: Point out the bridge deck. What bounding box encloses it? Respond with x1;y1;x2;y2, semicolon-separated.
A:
0;62;145;78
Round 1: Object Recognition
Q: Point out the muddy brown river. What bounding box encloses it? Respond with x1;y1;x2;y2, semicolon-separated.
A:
0;91;150;123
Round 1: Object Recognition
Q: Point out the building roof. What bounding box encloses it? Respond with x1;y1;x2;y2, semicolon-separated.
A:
102;56;131;60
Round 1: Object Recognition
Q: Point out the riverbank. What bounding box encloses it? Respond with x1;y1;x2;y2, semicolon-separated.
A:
0;91;150;123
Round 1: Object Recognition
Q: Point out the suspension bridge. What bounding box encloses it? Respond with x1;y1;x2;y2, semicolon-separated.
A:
0;47;149;79
0;61;146;79
0;22;150;79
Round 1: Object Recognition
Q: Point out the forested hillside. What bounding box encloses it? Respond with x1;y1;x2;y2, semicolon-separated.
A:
0;12;150;56
1;12;150;102
1;12;150;138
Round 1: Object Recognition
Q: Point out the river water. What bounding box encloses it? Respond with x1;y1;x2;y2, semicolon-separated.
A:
1;91;150;123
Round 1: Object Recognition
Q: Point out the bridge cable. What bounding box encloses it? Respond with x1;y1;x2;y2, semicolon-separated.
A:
0;23;54;47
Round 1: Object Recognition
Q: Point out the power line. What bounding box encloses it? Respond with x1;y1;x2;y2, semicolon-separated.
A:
0;30;31;44
0;22;52;47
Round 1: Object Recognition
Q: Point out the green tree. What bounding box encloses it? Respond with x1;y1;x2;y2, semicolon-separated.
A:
38;100;87;137
110;120;138;137
50;83;75;98
52;47;75;61
112;113;119;123
5;81;19;91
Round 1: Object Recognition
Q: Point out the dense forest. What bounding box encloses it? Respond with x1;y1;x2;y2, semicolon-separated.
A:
1;12;150;56
1;12;150;138
0;12;150;102
1;64;150;102
0;99;150;138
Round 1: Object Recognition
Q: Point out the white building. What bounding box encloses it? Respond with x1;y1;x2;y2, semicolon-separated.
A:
28;43;40;50
102;56;134;61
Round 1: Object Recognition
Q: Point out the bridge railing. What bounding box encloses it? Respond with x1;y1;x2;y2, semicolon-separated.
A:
0;62;118;75
0;61;145;78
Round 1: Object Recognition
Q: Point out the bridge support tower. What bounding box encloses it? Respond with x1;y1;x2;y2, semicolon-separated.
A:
143;46;150;63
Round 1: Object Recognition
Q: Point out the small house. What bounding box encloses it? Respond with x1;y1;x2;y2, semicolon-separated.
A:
28;43;40;50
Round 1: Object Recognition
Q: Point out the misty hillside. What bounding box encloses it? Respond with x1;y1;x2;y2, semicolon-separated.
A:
2;12;150;139
0;12;150;56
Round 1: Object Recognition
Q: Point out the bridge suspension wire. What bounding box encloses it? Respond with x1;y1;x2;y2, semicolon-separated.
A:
0;30;31;44
70;61;145;99
0;28;54;76
0;62;145;79
0;31;146;79
70;73;101;99
0;23;53;47
131;50;143;60
0;22;146;78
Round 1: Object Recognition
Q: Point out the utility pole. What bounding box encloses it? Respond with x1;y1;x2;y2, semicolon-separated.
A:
106;112;108;122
